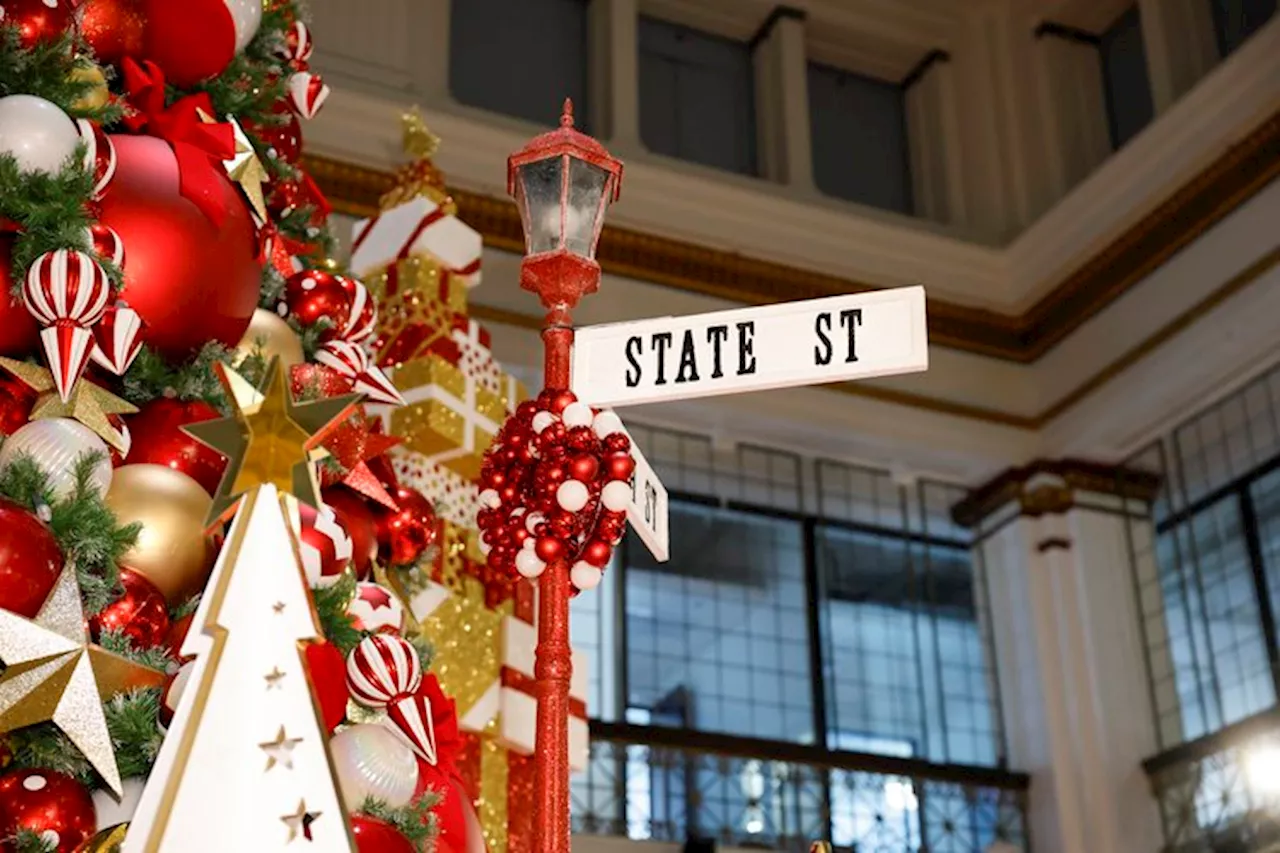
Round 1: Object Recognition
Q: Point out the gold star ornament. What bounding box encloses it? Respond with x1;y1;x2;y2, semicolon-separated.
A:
0;357;136;452
184;358;360;525
0;568;166;796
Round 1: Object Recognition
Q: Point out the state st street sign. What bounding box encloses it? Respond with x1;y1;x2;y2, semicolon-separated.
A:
570;286;927;408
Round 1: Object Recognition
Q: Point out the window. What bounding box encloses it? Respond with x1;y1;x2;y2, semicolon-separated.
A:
1099;6;1155;149
807;63;913;215
638;17;758;175
1127;361;1280;749
449;0;589;129
1211;0;1277;57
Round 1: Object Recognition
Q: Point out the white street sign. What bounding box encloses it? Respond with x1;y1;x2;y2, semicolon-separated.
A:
571;286;928;408
620;424;668;562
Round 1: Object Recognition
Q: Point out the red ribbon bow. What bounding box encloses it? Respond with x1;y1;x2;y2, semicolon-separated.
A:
122;58;237;227
417;674;462;778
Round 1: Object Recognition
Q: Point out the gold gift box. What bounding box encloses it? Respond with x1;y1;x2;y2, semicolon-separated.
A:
390;354;506;480
365;255;468;313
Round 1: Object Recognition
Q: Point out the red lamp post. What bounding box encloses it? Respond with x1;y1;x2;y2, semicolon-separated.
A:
507;100;623;851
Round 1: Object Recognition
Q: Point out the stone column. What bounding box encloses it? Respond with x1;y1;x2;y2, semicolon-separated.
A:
1138;0;1220;113
751;7;816;191
954;461;1168;853
588;0;642;151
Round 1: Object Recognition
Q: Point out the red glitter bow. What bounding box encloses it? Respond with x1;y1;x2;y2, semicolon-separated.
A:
121;59;237;226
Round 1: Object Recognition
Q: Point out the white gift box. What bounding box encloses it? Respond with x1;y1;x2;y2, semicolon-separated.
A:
350;197;483;288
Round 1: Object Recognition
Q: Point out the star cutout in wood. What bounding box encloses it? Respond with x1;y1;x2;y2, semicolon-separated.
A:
0;357;137;452
184;359;361;526
259;726;304;770
0;569;166;795
264;667;286;689
282;800;321;842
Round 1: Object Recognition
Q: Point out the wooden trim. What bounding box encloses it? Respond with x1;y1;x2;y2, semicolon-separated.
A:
1034;21;1101;45
951;458;1162;528
748;5;806;52
1037;537;1072;553
305;107;1280;366
901;49;951;90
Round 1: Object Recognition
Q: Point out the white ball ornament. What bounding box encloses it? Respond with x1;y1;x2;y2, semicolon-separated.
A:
524;512;544;533
556;480;590;512
516;549;546;578
330;724;418;810
226;0;265;52
522;537;536;551
593;410;624;438
561;402;593;428
531;411;555;433
571;561;603;590
0;95;80;175
601;480;632;512
479;488;501;509
0;418;113;500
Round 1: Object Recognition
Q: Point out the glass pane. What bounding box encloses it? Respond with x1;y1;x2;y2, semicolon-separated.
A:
624;501;813;743
517;157;564;254
565;158;608;257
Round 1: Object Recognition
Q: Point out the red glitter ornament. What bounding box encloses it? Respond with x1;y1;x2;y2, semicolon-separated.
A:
89;567;171;649
375;485;438;567
0;769;95;853
0;498;65;618
0;373;36;437
282;269;352;333
2;0;76;49
245;103;303;165
80;0;148;66
124;397;226;494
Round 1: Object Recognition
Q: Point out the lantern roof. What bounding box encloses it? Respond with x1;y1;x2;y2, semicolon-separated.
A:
507;99;623;202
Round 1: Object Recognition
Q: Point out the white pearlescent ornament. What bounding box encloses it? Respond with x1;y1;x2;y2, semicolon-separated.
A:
592;410;623;438
0;95;79;175
516;549;546;578
561;402;593;428
0;418;112;500
329;724;418;810
532;411;555;433
601;480;632;512
556;480;589;512
571;561;603;590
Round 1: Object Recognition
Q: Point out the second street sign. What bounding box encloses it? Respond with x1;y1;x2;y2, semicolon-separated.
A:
570;285;928;408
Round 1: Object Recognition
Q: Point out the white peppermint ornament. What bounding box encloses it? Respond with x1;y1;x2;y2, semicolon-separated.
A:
0;418;112;500
0;95;79;175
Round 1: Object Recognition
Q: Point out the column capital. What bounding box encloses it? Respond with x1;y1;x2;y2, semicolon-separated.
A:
952;458;1161;528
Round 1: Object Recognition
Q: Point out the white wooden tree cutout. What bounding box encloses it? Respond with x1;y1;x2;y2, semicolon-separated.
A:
124;486;354;852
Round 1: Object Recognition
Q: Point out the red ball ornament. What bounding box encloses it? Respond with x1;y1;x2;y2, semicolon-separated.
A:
2;0;76;49
534;536;565;563
321;487;378;577
0;769;95;853
0;237;40;357
88;567;171;649
568;454;599;482
245;104;303;165
282;270;352;334
139;0;237;87
0;373;37;437
97;134;261;360
375;486;439;567
123;398;226;494
0;498;65;618
605;433;631;454
350;813;415;853
80;0;148;66
582;539;612;568
304;641;349;732
606;453;636;482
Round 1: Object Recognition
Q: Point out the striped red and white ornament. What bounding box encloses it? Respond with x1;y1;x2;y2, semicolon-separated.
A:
346;634;422;709
296;501;353;587
385;693;438;765
277;20;314;66
76;119;116;200
23;248;112;400
287;70;329;120
337;275;376;343
315;340;404;407
90;302;144;375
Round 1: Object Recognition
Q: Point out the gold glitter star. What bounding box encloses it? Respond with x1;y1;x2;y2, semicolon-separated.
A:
259;726;303;770
281;800;321;842
183;359;360;525
0;357;136;452
0;569;166;796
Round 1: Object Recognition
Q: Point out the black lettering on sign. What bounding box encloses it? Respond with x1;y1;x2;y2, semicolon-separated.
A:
675;329;700;384
625;336;643;387
644;480;658;528
706;325;729;378
736;322;756;375
814;312;833;365
651;332;673;385
840;308;862;363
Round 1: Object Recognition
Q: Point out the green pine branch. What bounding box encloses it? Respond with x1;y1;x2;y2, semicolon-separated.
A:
119;343;237;412
313;570;363;654
97;628;174;672
359;792;442;852
0;28;125;124
11;829;57;853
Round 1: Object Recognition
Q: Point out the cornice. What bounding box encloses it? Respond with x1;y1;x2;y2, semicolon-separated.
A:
304;106;1280;365
950;458;1163;528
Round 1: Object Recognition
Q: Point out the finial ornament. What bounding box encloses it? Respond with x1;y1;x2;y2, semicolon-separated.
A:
401;107;441;160
560;98;575;128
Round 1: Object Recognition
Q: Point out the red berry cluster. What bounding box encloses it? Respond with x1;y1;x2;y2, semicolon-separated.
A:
476;389;635;592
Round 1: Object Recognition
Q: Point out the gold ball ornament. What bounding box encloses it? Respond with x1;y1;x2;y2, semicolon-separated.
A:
232;308;305;369
105;464;216;605
74;824;129;853
69;64;111;112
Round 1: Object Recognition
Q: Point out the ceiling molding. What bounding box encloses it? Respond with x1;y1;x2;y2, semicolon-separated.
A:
304;106;1280;365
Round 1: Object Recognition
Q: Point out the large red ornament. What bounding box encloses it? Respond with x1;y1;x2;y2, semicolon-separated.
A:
80;0;148;66
96;134;261;360
304;641;348;732
0;498;65;618
88;567;171;649
349;813;415;853
123;398;226;494
375;486;439;567
138;0;236;87
0;373;36;437
0;769;95;853
2;0;76;49
0;238;39;357
321;487;378;578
